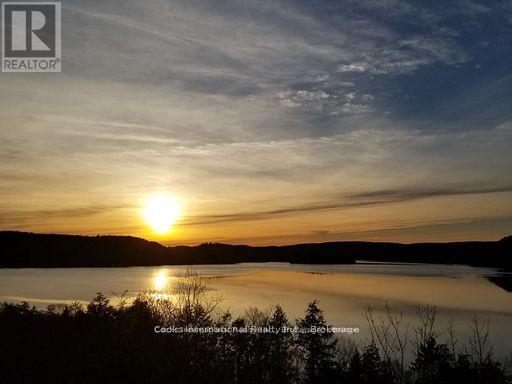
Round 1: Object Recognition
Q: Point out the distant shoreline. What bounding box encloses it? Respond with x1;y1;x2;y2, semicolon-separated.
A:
1;231;510;269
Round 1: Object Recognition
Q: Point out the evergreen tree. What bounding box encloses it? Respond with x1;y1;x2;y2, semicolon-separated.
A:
411;337;452;384
296;300;337;384
267;305;296;384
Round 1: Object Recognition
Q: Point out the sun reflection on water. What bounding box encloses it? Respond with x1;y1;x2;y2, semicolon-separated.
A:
150;269;174;300
153;270;169;291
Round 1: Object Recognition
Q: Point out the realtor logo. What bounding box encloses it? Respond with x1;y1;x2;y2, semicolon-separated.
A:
2;2;61;72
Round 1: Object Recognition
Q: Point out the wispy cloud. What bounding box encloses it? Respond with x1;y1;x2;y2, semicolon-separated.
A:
181;183;512;226
0;204;130;224
350;185;512;202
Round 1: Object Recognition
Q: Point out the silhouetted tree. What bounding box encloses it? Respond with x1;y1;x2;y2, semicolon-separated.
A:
411;337;452;384
296;300;337;384
363;303;410;384
267;305;296;384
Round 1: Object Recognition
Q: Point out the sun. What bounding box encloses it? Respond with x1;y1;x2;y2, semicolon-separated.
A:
142;194;181;234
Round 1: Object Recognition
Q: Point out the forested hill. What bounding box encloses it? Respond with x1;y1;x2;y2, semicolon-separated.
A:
0;231;510;268
0;231;356;267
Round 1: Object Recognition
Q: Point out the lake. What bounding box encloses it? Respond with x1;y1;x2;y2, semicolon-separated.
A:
1;262;511;357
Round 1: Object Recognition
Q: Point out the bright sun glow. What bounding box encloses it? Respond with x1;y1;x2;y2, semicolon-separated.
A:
153;269;168;291
142;194;181;234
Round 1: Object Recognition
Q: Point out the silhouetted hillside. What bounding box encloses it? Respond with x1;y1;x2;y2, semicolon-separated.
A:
0;231;510;268
0;232;356;267
0;232;169;267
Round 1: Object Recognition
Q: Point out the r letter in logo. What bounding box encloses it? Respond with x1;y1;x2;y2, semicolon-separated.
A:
2;2;61;72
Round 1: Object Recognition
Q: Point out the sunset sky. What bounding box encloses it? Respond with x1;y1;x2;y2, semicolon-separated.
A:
1;0;512;245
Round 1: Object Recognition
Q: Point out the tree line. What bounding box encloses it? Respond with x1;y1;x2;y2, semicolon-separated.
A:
0;273;511;384
2;231;511;268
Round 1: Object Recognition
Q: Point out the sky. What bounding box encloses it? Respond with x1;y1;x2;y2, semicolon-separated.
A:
1;0;512;245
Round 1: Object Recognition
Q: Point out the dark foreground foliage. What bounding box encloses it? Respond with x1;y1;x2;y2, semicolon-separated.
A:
0;274;511;384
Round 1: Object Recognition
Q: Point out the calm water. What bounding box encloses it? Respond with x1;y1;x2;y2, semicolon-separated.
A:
1;262;511;356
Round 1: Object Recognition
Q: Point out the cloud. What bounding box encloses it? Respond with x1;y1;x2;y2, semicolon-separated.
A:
275;89;330;109
348;184;512;203
337;63;369;73
181;183;512;227
274;88;374;115
0;204;129;225
217;215;512;245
